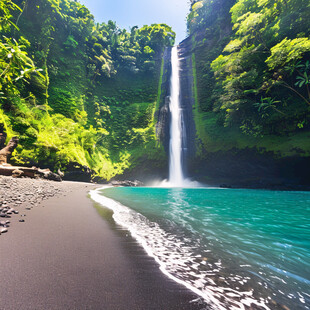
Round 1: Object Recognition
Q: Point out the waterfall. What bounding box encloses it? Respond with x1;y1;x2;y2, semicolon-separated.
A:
168;46;186;187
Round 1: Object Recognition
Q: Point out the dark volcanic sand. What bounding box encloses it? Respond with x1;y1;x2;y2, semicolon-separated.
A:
0;177;207;310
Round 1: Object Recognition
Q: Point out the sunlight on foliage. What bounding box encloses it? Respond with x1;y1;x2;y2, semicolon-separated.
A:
0;0;173;180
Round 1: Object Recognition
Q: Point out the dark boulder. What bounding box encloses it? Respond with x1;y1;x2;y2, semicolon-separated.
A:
62;163;93;182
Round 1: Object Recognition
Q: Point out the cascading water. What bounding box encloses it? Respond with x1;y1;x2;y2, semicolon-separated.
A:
168;46;186;187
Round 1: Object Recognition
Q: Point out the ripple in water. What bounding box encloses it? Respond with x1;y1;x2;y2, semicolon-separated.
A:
90;187;310;310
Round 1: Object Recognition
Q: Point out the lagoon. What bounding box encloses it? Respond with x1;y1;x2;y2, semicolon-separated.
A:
92;187;310;310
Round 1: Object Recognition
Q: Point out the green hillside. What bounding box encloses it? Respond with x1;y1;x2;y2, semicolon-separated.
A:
188;0;310;159
0;0;175;180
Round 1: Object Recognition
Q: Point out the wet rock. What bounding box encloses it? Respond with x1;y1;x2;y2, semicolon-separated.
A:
111;180;144;187
220;184;232;189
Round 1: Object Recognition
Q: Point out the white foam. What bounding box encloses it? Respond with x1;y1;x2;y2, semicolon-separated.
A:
90;187;271;310
149;178;205;188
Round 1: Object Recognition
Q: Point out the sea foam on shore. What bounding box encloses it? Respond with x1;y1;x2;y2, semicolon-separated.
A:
90;187;272;310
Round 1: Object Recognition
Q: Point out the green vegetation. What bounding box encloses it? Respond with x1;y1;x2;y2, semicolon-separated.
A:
155;57;165;115
2;0;308;181
187;0;310;157
0;0;175;179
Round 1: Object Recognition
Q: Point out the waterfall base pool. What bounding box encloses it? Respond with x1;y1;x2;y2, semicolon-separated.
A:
91;187;310;310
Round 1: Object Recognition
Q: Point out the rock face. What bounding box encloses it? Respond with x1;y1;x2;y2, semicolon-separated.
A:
129;39;310;189
191;149;310;190
178;38;197;177
154;43;197;179
170;35;310;190
155;47;172;154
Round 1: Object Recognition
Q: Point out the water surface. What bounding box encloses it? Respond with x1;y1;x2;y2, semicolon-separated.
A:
91;187;310;310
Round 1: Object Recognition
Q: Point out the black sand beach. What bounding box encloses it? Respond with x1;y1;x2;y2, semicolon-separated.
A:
0;177;205;310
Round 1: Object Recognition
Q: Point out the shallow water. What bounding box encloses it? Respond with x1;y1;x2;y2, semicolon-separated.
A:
91;187;310;310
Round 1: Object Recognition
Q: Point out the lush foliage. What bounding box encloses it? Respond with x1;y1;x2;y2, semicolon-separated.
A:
0;0;175;179
188;0;310;156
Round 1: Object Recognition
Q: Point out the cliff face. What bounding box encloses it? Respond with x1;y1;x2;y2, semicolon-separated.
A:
175;35;310;189
183;0;310;189
191;149;310;190
178;38;197;178
154;42;197;180
155;48;171;155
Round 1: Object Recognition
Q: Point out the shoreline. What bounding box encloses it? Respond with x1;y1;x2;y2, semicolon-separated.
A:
0;177;204;310
91;187;214;307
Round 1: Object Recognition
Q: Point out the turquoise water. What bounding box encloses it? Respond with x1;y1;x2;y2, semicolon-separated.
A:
92;187;310;310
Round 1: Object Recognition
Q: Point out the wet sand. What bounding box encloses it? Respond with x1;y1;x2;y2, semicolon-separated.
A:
0;178;205;310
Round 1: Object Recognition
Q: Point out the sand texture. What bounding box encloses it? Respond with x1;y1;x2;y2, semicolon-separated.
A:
0;177;204;310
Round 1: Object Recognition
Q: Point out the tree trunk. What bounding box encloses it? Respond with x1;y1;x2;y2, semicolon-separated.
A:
0;166;62;181
0;137;19;164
